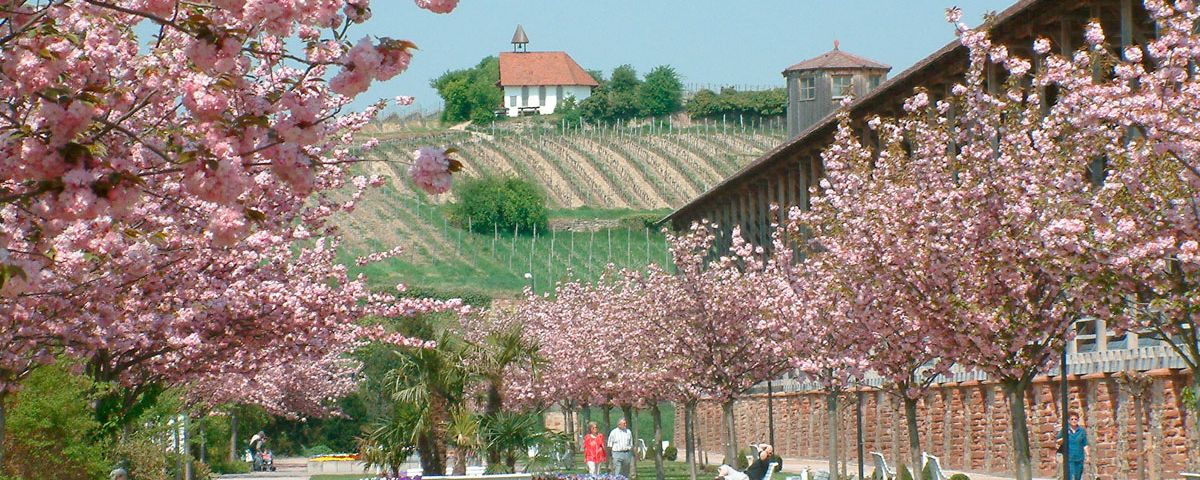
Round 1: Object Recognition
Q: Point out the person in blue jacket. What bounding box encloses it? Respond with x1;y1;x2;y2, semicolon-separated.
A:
1056;412;1089;480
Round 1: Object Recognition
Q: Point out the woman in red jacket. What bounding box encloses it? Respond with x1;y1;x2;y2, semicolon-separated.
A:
583;422;607;474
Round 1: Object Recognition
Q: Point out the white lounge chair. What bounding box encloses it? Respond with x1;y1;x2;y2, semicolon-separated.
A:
1181;473;1200;480
921;453;948;480
765;462;779;480
870;452;894;480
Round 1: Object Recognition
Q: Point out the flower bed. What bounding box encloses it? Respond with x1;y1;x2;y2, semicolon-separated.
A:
531;474;628;480
310;453;361;462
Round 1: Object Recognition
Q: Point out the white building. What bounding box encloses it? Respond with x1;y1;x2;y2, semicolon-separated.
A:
498;25;598;117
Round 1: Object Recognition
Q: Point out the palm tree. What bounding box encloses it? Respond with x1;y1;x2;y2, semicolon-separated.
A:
447;406;482;475
387;329;470;476
466;324;542;468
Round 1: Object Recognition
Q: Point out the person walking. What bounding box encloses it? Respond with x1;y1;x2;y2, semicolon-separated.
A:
584;422;608;474
608;418;634;477
249;430;267;471
1055;413;1089;480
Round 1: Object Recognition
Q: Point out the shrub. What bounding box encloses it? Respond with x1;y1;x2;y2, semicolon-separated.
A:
208;458;251;474
897;464;914;480
2;363;110;480
302;444;335;457
449;176;548;235
734;448;750;470
663;445;678;461
948;475;970;480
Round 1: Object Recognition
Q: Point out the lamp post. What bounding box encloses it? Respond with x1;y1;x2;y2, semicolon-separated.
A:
1060;328;1070;480
767;380;775;447
857;390;864;480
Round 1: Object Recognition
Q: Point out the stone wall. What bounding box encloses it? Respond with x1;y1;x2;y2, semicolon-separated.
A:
676;369;1196;479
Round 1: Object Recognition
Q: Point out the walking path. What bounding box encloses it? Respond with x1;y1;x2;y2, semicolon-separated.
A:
218;457;310;480
695;451;1053;480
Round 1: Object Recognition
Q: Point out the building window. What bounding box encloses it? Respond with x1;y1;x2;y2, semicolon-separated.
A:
868;74;882;89
831;75;853;99
521;86;529;106
556;86;564;100
538;86;546;106
510;96;518;108
799;77;816;101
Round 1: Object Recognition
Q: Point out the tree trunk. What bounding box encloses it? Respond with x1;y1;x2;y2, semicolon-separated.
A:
425;393;450;475
721;399;737;467
453;447;467;475
652;403;665;480
199;417;207;464
183;415;192;480
581;404;592;450
485;382;503;470
228;410;238;463
565;404;576;469
623;405;638;478
1003;380;1034;480
685;401;698;480
903;395;923;473
827;392;839;477
0;394;7;468
604;405;613;470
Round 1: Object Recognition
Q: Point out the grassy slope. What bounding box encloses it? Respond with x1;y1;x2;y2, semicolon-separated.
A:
336;122;783;297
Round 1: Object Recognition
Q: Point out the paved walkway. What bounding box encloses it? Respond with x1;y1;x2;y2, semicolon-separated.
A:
217;457;311;480
695;451;1053;480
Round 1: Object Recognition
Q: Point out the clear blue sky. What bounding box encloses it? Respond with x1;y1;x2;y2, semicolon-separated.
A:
354;0;1010;115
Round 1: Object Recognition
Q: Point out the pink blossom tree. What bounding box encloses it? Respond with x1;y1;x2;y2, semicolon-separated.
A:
1048;1;1200;468
799;10;1110;478
0;0;463;462
647;223;796;470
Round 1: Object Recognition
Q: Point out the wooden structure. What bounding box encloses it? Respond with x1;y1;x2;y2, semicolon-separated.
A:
784;41;890;138
663;0;1154;256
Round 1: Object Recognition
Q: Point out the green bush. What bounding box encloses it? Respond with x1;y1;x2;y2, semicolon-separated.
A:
432;56;502;125
302;444;335;457
921;462;934;480
663;445;678;461
897;464;914;480
948;474;970;480
209;458;251;474
733;448;750;470
2;363;110;480
685;87;786;120
448;176;548;236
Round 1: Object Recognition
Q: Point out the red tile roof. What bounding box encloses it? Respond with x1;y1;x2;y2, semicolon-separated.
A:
783;48;891;73
499;52;599;87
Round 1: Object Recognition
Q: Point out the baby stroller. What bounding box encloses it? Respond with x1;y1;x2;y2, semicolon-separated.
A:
259;450;276;472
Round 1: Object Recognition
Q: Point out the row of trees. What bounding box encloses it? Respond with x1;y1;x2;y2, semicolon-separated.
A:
566;65;685;124
507;4;1200;480
684;87;787;120
0;0;464;472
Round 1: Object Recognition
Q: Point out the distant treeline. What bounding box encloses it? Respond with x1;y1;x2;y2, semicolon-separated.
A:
431;56;784;125
685;87;787;120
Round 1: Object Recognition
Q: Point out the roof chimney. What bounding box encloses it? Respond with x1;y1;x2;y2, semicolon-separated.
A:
511;25;529;52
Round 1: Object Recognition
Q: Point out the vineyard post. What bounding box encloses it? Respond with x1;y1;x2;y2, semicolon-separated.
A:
549;229;556;286
493;223;498;255
626;228;632;266
645;227;650;266
529;223;537;292
510;225;518;269
607;226;613;263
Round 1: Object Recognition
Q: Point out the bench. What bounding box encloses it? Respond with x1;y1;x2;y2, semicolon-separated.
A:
870;452;893;480
921;453;948;480
518;106;540;116
1180;473;1200;480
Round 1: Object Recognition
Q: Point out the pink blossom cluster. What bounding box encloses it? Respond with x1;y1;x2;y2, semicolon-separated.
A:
0;0;464;415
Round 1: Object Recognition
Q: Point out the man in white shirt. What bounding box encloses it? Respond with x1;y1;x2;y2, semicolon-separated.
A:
607;418;634;477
